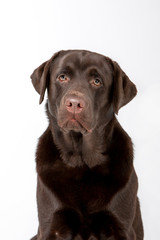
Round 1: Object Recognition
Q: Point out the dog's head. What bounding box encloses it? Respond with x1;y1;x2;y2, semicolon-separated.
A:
31;50;137;135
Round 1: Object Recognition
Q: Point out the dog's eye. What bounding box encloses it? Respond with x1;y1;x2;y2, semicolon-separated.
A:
90;78;102;87
57;74;70;82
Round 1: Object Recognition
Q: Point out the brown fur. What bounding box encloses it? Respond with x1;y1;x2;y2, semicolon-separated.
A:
30;50;143;240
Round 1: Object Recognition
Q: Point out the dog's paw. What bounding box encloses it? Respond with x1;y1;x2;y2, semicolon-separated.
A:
48;208;81;240
52;229;73;240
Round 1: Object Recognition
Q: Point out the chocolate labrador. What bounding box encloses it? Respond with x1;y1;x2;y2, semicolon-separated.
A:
30;50;143;240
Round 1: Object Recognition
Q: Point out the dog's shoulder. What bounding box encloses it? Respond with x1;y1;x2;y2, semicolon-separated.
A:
35;127;59;171
111;119;133;153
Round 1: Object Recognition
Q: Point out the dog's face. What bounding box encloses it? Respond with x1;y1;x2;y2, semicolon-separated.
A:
48;51;114;135
31;50;137;135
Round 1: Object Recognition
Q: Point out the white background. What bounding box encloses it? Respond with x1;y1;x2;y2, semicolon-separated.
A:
0;0;160;239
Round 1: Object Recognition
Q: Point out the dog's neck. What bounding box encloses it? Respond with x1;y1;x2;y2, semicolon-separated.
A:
47;104;115;168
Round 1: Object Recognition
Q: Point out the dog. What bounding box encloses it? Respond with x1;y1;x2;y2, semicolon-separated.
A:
30;50;143;240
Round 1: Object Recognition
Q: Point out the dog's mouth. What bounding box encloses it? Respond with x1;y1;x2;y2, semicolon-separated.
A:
58;115;93;135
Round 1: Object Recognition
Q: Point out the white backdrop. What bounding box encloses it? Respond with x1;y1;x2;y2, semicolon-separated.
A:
0;0;160;239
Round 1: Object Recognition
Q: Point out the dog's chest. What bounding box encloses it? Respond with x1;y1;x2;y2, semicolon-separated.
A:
50;163;109;211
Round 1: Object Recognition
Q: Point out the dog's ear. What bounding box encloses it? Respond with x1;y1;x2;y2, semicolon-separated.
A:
112;61;137;114
30;51;60;104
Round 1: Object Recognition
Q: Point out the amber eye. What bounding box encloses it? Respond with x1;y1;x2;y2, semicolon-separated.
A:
58;74;70;82
91;78;102;87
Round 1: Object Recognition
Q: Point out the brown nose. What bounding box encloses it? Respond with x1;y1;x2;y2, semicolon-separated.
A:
65;97;85;114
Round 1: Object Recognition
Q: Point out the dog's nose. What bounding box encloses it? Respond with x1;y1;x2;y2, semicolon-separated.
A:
65;97;85;114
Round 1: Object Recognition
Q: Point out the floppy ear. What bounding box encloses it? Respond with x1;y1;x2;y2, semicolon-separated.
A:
112;61;137;114
30;51;61;104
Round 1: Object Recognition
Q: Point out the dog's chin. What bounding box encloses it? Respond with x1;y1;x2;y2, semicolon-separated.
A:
58;119;92;135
